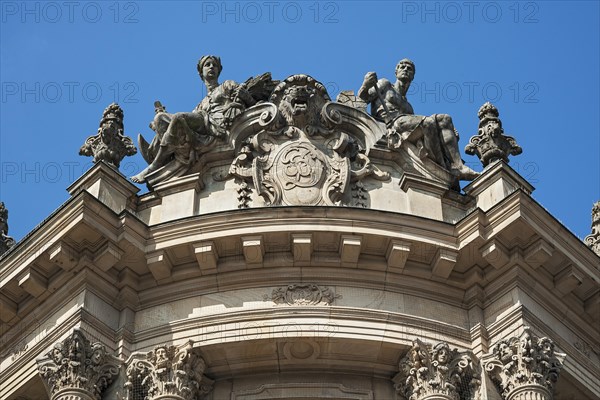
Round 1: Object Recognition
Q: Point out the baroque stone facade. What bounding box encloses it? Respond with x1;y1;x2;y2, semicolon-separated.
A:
1;57;598;400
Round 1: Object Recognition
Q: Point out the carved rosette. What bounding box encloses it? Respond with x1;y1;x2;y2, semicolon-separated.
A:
584;201;600;256
36;329;121;400
482;329;565;400
465;102;522;167
393;339;481;400
125;341;213;400
268;284;340;306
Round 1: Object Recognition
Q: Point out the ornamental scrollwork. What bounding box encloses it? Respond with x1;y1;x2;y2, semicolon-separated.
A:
36;329;121;400
267;284;341;306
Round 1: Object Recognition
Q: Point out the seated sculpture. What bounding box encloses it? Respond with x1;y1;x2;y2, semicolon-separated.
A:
131;55;256;184
358;59;478;180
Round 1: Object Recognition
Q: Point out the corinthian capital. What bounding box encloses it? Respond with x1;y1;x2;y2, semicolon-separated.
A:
36;329;121;400
393;339;481;400
483;329;565;400
125;341;213;400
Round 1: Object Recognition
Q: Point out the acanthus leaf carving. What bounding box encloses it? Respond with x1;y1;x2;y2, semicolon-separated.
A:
125;341;213;400
36;329;121;400
394;339;481;400
482;328;565;400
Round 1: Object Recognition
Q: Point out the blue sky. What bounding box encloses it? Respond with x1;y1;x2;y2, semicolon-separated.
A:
1;1;599;243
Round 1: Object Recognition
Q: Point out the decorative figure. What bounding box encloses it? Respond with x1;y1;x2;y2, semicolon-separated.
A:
584;201;600;256
36;329;121;400
79;103;137;168
482;328;565;400
221;74;388;207
394;339;481;400
125;341;213;400
465;102;522;167
0;202;16;257
358;59;478;181
131;56;262;186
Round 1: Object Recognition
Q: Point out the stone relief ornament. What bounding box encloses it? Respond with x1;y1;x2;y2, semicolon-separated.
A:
124;341;213;400
0;201;16;257
465;102;522;167
222;74;388;206
266;284;341;306
393;339;481;400
79;103;137;168
482;328;565;400
584;201;600;256
36;329;121;400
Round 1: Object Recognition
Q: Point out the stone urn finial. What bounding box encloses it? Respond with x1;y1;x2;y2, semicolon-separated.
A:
465;102;522;167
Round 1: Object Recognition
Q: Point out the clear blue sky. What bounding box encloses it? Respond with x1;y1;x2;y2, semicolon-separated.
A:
1;1;599;242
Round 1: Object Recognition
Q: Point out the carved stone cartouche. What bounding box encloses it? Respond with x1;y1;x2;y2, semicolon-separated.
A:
394;339;481;400
36;329;121;400
268;284;340;306
482;329;565;400
79;103;137;168
0;201;16;256
223;74;388;207
465;102;522;167
125;341;213;400
584;201;600;256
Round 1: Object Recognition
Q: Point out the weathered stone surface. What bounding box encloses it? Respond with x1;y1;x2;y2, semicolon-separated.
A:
465;102;522;167
36;329;121;400
358;58;479;183
124;341;213;400
584;201;600;256
79;103;136;168
0;202;16;257
482;329;565;400
393;339;481;400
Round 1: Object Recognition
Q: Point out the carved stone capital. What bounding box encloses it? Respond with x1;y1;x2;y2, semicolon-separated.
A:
482;328;565;400
125;341;213;400
393;339;481;400
36;329;121;400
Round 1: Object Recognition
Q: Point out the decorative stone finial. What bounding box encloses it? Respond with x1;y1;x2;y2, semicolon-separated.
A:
79;103;137;168
584;201;600;256
125;341;213;400
465;102;522;167
36;329;121;400
393;339;481;400
0;201;16;257
482;328;565;400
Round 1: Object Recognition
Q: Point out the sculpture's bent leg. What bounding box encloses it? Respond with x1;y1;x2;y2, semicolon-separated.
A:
435;114;479;180
131;112;207;183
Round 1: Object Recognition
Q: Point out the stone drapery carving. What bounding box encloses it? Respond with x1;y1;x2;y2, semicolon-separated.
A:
584;201;600;256
222;74;389;206
358;58;479;182
267;284;340;306
482;329;565;400
124;341;213;400
0;201;16;256
36;329;121;400
79;103;137;168
465;102;522;167
393;339;481;400
131;56;276;187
